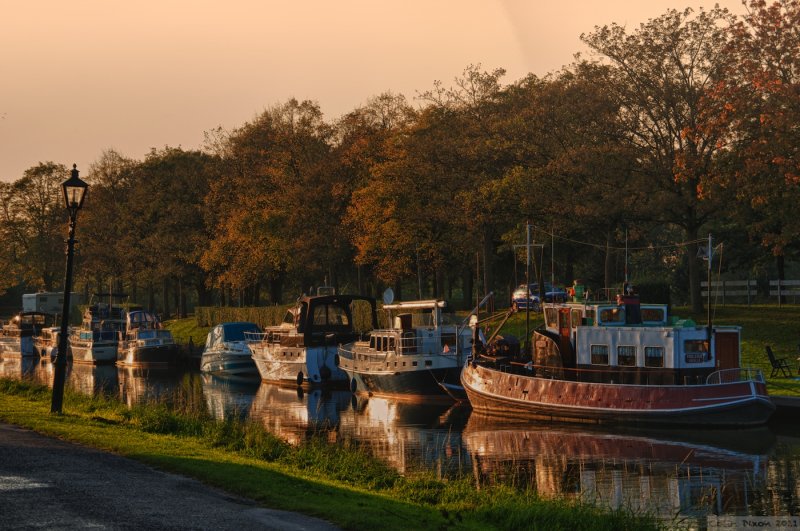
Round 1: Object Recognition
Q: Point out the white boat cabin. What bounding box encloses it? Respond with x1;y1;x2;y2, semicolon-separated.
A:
374;300;473;357
542;296;741;382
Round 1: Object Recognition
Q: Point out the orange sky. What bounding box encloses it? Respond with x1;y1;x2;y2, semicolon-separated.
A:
0;0;746;182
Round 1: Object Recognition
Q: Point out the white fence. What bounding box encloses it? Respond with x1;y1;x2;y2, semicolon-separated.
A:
702;279;800;305
701;280;757;305
769;280;800;305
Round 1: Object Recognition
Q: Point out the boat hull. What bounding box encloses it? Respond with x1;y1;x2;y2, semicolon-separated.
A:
70;340;118;364
249;343;347;387
351;366;462;401
461;363;775;427
117;344;179;368
200;349;259;380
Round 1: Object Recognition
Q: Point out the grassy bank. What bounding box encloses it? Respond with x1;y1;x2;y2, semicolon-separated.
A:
0;379;655;531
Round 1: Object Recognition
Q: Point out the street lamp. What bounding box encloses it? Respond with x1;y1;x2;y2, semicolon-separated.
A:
51;164;88;414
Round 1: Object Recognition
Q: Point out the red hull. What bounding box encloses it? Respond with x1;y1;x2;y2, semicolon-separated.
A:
461;363;775;427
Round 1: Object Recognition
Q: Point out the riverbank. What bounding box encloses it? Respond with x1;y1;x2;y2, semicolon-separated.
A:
0;379;656;531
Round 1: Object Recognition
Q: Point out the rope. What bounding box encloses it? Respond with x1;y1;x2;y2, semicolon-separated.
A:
527;224;708;252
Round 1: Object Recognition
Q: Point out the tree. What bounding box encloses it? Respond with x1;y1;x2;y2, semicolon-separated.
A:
712;0;800;281
582;6;737;312
0;162;69;291
201;99;336;302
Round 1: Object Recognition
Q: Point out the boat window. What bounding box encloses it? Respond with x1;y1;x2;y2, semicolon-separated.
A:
313;304;349;326
640;307;666;323
590;344;609;365
388;336;396;351
617;345;636;366
684;340;709;363
370;336;377;350
645;346;664;367
598;307;625;325
571;309;582;329
282;310;295;325
544;307;559;328
584;309;595;325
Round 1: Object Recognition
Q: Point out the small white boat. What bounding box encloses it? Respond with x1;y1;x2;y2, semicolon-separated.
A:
201;322;261;380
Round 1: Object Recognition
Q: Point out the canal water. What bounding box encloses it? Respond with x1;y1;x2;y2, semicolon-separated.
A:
2;356;798;527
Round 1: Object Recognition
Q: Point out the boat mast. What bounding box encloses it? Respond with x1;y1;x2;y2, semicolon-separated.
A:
706;233;713;347
525;222;531;356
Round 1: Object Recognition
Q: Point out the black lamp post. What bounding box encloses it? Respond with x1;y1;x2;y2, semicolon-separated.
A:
51;164;88;414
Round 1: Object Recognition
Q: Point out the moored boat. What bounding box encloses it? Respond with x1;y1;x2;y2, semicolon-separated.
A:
0;312;53;358
461;293;775;427
338;298;474;400
33;326;62;361
69;301;127;364
117;310;179;367
201;322;261;380
246;292;377;387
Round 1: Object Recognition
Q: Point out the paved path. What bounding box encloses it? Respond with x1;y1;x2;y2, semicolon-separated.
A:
0;423;338;530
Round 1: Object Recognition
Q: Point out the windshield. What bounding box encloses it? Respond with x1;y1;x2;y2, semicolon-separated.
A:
222;323;261;341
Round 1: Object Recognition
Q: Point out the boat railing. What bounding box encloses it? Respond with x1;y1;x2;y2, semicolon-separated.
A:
245;329;294;344
706;367;765;385
354;329;462;357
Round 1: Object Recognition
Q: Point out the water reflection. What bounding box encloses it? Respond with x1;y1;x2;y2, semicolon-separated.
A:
69;363;118;396
0;356;37;380
117;366;190;407
1;361;797;520
463;415;773;523
249;384;352;445
339;396;469;476
200;373;259;421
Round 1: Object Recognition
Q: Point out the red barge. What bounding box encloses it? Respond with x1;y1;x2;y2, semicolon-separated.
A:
462;295;775;427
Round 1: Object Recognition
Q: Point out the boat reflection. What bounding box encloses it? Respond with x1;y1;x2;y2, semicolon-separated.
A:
338;395;469;476
200;373;259;421
117;366;188;406
68;363;118;396
0;356;38;380
463;415;773;519
249;384;352;445
247;383;470;476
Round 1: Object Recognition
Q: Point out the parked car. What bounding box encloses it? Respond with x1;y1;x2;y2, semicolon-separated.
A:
511;283;567;311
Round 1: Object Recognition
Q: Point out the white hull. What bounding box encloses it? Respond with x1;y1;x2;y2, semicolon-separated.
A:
70;340;118;364
248;343;347;386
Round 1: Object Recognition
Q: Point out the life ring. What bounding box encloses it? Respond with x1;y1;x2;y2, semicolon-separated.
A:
296;371;304;386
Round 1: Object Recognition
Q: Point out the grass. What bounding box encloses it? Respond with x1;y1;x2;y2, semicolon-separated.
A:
675;304;800;397
0;378;656;530
163;317;210;346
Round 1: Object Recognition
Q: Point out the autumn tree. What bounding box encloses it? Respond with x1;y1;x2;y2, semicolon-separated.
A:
0;162;69;291
713;0;800;281
582;6;737;312
202;99;338;303
79;150;137;296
